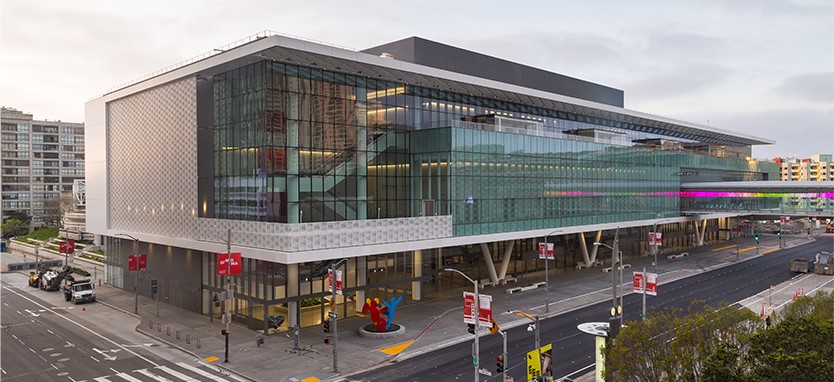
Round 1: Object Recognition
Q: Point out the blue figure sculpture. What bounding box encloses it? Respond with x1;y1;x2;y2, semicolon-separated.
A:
381;296;402;331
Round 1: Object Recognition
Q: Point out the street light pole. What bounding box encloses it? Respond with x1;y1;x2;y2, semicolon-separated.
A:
595;228;621;338
514;311;542;380
224;228;231;363
651;219;668;276
330;258;348;374
116;233;139;315
444;268;480;382
543;230;562;314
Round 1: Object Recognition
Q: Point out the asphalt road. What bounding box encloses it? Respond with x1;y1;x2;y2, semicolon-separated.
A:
0;273;244;382
353;236;833;382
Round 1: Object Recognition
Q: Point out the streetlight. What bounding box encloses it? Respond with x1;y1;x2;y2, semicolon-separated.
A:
510;310;542;378
543;230;562;314
443;268;480;382
329;258;348;373
115;233;139;315
222;228;232;363
594;227;622;337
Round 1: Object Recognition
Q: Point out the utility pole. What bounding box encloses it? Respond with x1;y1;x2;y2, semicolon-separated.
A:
543;230;562;314
445;268;480;382
641;266;647;320
329;258;347;373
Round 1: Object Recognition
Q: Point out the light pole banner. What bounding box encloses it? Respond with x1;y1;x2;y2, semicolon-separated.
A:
648;232;656;246
463;292;493;326
463;292;476;324
538;242;555;260
216;253;241;276
327;269;343;295
633;271;658;296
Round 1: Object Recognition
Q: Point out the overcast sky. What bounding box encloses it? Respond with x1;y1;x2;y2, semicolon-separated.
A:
2;0;832;159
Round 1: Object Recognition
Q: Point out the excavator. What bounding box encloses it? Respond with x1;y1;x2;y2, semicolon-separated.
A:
28;267;50;288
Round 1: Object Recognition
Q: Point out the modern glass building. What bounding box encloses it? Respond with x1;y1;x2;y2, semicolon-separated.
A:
86;32;780;331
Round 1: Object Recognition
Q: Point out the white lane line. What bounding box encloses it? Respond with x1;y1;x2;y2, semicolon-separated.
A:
3;286;158;367
176;362;231;382
157;365;200;381
115;372;144;382
136;368;174;382
94;377;113;382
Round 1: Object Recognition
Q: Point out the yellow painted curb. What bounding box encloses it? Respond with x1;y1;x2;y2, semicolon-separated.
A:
301;376;320;382
204;356;220;363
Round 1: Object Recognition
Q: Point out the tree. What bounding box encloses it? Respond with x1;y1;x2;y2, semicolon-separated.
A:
604;308;680;382
41;193;74;228
2;218;29;238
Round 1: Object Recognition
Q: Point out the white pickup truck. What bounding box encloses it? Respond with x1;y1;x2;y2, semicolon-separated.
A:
62;277;96;304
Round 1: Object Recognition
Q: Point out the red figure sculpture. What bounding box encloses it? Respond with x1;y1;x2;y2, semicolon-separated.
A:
361;297;389;331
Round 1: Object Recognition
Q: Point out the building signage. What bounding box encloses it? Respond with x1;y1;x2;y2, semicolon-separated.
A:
526;343;553;380
327;269;343;295
633;271;658;296
463;292;493;327
128;254;147;271
216;253;241;276
538;242;555;260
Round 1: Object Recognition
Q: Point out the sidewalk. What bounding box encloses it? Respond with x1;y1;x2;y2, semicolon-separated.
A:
7;233;830;382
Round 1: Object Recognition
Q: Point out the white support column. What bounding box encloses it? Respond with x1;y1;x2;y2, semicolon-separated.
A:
497;240;515;282
590;230;602;264
479;243;499;285
355;256;366;312
287;263;299;328
412;250;422;301
578;231;602;266
694;219;707;246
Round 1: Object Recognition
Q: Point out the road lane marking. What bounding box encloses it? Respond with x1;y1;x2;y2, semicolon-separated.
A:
176;362;231;382
94;377;113;382
158;365;200;381
136;368;174;382
116;372;144;382
711;245;736;252
3;286;158;366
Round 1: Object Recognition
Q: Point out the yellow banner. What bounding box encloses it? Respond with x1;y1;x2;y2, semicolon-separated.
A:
526;343;553;380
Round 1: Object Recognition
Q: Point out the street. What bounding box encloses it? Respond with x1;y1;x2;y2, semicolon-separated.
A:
0;272;245;382
353;236;833;381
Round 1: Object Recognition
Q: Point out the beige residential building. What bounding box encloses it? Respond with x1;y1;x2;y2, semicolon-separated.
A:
1;107;85;228
777;154;833;182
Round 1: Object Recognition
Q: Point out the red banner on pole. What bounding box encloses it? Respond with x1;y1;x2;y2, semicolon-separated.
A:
328;269;343;295
538;243;555;260
128;254;147;271
59;240;75;254
216;253;241;276
633;271;657;296
463;292;493;327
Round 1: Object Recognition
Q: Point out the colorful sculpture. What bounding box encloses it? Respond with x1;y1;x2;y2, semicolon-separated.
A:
361;296;402;332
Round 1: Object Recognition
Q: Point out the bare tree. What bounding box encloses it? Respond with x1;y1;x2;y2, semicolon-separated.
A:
41;192;74;228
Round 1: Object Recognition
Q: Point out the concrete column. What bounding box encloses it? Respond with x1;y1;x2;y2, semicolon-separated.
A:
287;263;299;328
479;243;499;285
578;231;601;266
497;240;515;281
412;250;422;301
355;256;367;313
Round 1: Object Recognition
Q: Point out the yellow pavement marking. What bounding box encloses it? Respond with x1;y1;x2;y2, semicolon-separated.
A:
301;377;320;382
712;245;736;252
204;356;220;363
516;312;535;318
379;340;415;355
719;259;729;263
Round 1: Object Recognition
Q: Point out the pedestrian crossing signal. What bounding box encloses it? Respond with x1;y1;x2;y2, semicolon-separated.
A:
323;319;331;333
467;323;475;335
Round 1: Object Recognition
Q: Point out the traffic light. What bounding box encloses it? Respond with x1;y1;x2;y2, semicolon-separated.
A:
777;230;781;237
496;356;505;373
467;323;475;335
324;337;332;344
755;234;759;243
323;318;331;333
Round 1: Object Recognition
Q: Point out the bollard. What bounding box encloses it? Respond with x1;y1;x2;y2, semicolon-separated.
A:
186;334;191;344
157;323;162;332
176;330;180;340
166;327;170;336
197;339;201;349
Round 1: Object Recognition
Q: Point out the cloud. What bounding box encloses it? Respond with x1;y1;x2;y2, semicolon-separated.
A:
774;72;834;103
623;63;736;100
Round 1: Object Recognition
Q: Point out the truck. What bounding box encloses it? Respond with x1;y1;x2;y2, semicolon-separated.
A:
62;276;95;304
790;258;815;273
814;252;833;276
28;268;50;287
40;266;72;292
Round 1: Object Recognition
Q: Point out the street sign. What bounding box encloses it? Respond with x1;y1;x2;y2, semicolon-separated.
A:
633;271;658;296
478;368;493;376
128;254;147;271
463;292;493;327
216;253;241;276
59;240;75;254
327;269;343;295
538;242;555;260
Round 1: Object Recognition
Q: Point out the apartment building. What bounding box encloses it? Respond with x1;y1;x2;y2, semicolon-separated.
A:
776;154;833;182
1;107;85;228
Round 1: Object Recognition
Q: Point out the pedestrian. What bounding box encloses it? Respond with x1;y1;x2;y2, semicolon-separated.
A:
255;332;265;347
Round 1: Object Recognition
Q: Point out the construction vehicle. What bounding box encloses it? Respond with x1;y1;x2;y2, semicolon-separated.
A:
814;252;833;276
40;266;72;291
28;268;50;287
62;276;95;304
790;258;815;273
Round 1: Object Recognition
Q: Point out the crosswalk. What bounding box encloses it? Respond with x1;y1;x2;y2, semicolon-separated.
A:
78;361;245;382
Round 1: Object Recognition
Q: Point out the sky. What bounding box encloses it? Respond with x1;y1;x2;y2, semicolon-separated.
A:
1;0;832;160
